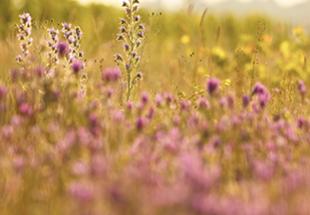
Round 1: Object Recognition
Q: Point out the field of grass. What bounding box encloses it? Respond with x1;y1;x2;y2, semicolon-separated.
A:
0;0;309;214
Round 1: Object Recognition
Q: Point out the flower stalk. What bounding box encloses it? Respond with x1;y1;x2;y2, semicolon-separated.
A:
115;0;145;101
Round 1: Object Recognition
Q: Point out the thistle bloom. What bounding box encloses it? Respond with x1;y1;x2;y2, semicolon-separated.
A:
252;82;268;95
57;41;69;58
71;59;84;74
207;78;220;95
252;82;271;109
102;67;121;82
136;117;147;131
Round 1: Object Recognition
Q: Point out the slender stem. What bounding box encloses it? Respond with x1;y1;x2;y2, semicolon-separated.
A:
127;68;132;100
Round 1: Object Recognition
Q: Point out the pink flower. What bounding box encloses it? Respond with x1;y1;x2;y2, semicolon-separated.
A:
19;103;33;116
57;41;69;58
68;182;94;203
252;82;268;95
71;59;84;74
102;67;121;82
207;78;220;95
136;117;147;131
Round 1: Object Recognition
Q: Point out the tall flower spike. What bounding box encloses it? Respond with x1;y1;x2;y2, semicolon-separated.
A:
16;13;33;65
47;28;60;68
115;0;145;101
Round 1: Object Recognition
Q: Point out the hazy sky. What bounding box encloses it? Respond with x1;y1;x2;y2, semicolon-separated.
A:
79;0;308;8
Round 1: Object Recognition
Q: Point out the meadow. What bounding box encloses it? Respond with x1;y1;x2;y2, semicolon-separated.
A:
0;0;309;214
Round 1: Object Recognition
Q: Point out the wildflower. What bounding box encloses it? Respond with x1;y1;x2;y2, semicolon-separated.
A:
57;41;70;58
252;82;271;109
116;0;145;100
207;78;220;95
88;113;101;136
62;23;84;62
146;107;155;120
298;80;307;97
136;117;146;131
180;100;191;112
181;35;190;45
197;97;210;109
140;92;149;106
155;93;164;107
164;92;174;105
71;59;84;74
102;67;121;82
16;13;33;64
19;103;33;116
111;110;124;122
242;95;250;108
297;117;308;129
258;93;270;108
252;82;268;96
68;182;94;203
47;28;59;66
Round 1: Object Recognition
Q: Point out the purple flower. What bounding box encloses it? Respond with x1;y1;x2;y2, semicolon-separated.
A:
140;91;149;105
297;117;308;129
71;59;84;74
298;80;307;96
180;100;191;112
252;82;271;109
252;82;268;95
57;41;69;58
207;78;220;95
136;117;147;131
197;97;210;109
258;93;270;108
19;103;33;116
102;67;121;82
126;101;134;112
164;92;174;105
155;93;164;107
242;95;250;108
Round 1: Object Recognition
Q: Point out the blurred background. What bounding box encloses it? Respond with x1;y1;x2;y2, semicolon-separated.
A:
0;0;309;102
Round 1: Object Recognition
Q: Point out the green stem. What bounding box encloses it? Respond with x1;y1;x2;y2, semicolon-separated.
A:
127;68;132;101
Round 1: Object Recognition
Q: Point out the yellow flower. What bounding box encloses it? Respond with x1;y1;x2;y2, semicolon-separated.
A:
293;26;304;38
224;79;231;87
280;41;290;58
181;35;190;45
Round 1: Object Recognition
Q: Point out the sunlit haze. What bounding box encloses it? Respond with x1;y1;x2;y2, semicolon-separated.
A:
78;0;308;9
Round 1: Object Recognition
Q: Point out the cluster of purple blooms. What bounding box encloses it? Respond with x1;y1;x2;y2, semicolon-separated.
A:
1;11;310;215
16;13;33;64
1;62;309;214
